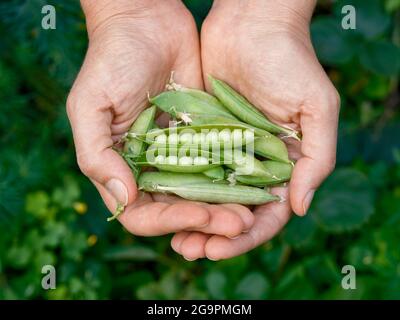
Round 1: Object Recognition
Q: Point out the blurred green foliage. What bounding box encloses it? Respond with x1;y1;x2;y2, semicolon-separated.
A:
0;0;400;299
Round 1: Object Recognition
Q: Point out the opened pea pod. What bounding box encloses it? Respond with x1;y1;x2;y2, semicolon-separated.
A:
117;75;292;210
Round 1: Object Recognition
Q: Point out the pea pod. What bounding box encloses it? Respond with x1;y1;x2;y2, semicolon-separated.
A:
138;172;227;189
253;135;290;163
209;75;300;140
178;87;231;114
235;160;293;187
150;90;237;120
225;151;274;177
203;166;225;180
123;106;156;179
140;126;254;151
182;113;290;163
135;146;221;173
138;172;279;205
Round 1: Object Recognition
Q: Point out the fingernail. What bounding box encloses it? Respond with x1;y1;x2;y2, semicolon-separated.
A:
105;179;128;206
302;189;315;215
242;229;250;233
199;222;210;228
183;256;197;262
228;235;240;240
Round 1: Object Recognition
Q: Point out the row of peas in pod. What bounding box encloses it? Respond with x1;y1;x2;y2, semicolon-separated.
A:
115;75;298;219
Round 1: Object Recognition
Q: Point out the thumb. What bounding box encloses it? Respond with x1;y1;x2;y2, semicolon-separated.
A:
290;94;340;216
66;84;137;211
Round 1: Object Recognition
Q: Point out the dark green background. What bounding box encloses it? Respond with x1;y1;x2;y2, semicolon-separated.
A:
0;0;399;299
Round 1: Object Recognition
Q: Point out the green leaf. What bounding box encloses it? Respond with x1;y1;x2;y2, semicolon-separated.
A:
345;245;375;271
159;271;182;299
205;270;227;299
360;40;400;75
323;276;380;299
311;168;375;232
311;17;356;65
25;191;54;219
7;245;31;268
104;245;158;261
234;272;270;300
385;0;400;12
52;175;81;208
274;265;316;299
282;214;317;249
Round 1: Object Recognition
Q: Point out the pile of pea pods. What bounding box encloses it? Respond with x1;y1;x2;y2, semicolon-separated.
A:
121;75;298;207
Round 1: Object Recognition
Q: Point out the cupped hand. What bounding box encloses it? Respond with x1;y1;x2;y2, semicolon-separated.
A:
67;0;254;238
172;0;340;260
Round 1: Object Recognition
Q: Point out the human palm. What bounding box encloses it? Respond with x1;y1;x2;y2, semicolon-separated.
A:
171;6;340;260
67;1;254;238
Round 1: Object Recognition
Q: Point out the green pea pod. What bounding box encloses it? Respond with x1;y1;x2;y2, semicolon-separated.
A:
184;113;290;163
138;172;227;189
225;151;274;177
253;135;290;163
235;160;293;187
124;106;156;156
203;166;225;180
150;91;237;120
139;172;279;205
178;87;231;114
123;106;156;179
183;113;269;136
209;75;300;140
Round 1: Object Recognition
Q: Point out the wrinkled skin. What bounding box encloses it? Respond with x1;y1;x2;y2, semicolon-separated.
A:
67;0;255;239
171;1;340;260
68;0;339;261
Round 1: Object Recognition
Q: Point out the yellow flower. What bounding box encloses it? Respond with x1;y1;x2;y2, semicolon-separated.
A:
73;202;87;214
87;235;98;246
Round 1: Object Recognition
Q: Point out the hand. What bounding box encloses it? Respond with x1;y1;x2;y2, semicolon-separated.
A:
171;0;340;260
67;0;254;237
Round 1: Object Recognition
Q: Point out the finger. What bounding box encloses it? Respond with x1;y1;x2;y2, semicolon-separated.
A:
179;232;211;261
67;81;136;211
171;231;191;254
204;187;291;261
219;203;255;232
118;200;211;236
153;194;250;237
95;181;211;236
290;94;340;216
191;205;245;238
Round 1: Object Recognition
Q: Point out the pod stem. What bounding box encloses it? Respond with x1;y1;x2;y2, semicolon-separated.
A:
107;203;125;222
227;172;237;186
280;129;301;141
165;71;183;91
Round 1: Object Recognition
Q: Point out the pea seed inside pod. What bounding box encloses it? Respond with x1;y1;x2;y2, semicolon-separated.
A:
155;134;167;144
166;155;178;165
193;156;209;165
179;132;193;145
154;155;165;164
218;128;231;143
206;130;219;143
168;133;179;144
192;133;206;144
243;129;255;143
232;129;243;145
178;156;193;165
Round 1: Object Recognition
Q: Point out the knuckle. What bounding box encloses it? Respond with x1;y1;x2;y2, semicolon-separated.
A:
66;92;77;119
76;153;97;178
321;156;336;177
326;156;337;175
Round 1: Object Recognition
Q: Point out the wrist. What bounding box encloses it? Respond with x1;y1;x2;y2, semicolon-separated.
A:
211;0;316;32
80;0;182;36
